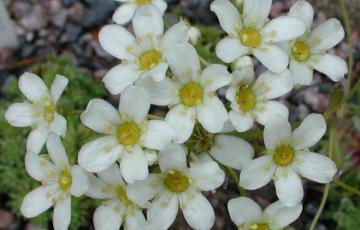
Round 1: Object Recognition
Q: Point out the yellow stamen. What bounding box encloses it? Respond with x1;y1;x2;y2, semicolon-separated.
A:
164;171;189;193
179;82;203;107
117;186;132;206
136;0;150;5
58;170;72;191
273;145;295;166
291;41;311;62
239;28;262;48
249;223;270;230
138;50;161;70
44;103;55;122
117;122;141;146
236;85;256;113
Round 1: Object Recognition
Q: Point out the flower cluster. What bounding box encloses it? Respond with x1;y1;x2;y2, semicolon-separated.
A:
4;0;347;229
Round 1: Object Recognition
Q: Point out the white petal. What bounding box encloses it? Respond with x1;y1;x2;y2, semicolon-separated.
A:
147;193;178;230
93;200;123;230
255;101;289;126
288;0;314;29
265;200;303;229
307;18;345;51
46;133;69;167
18;72;48;102
120;146;148;183
49;113;67;136
253;44;289;74
141;62;168;82
142;120;175;150
21;185;55;218
126;174;163;206
215;38;248;63
159;144;187;172
275;168;304;207
5;103;34;127
161;22;189;50
228;197;262;226
291;113;326;150
289;60;314;86
81;98;120;134
264;116;291;150
53;196;71;230
133;5;164;37
261;16;306;43
103;64;141;95
25;152;55;181
189;154;225;191
26;125;49;154
98;163;123;186
165;43;201;83
243;0;272;28
232;65;255;85
229;111;254;132
181;192;215;230
196;96;228;133
239;155;276;190
165;104;196;144
50;74;68;103
125;207;147;229
70;165;89;197
119;86;150;123
136;77;180;106
294;151;337;183
210;0;242;36
310;54;347;82
112;4;137;25
151;0;167;14
86;174;114;199
209;134;254;170
99;25;136;60
200;64;233;92
255;69;293;100
78;136;122;172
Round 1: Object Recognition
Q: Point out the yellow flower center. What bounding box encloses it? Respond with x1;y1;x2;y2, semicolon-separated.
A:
164;171;190;193
291;41;311;62
273;145;295;166
239;28;262;48
138;50;161;70
236;85;256;113
249;223;270;230
44;103;55;122
117;122;141;146
136;0;150;5
117;186;132;206
58;170;72;191
179;82;203;107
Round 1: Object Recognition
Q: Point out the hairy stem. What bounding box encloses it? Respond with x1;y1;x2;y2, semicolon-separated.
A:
333;179;360;196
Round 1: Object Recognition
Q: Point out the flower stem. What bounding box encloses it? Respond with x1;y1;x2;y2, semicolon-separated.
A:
199;55;210;67
226;167;248;196
332;179;360;196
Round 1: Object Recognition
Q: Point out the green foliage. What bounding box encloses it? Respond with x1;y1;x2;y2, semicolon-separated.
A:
0;55;106;229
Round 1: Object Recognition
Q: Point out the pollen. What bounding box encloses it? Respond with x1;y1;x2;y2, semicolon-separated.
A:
179;82;204;107
249;223;269;230
236;85;257;113
164;171;190;193
136;0;150;5
117;186;132;206
58;170;72;191
138;50;161;70
273;145;295;166
117;122;141;146
291;41;311;62
239;28;262;48
44;102;55;122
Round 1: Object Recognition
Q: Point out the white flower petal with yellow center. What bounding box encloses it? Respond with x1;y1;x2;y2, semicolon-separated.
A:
228;197;302;230
5;72;68;154
126;144;225;230
137;43;233;143
85;164;146;230
78;86;175;183
21;134;89;230
99;5;191;95
226;66;292;132
210;0;306;73
112;0;167;25
240;114;337;207
283;0;347;86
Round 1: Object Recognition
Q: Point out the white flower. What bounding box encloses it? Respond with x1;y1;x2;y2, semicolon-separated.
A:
240;114;337;207
137;43;233;143
99;5;190;95
187;26;202;45
126;144;225;230
5;72;68;154
226;66;292;132
210;0;306;73
228;197;302;229
21;134;89;230
86;164;146;230
283;0;347;86
78;86;175;183
112;0;167;25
